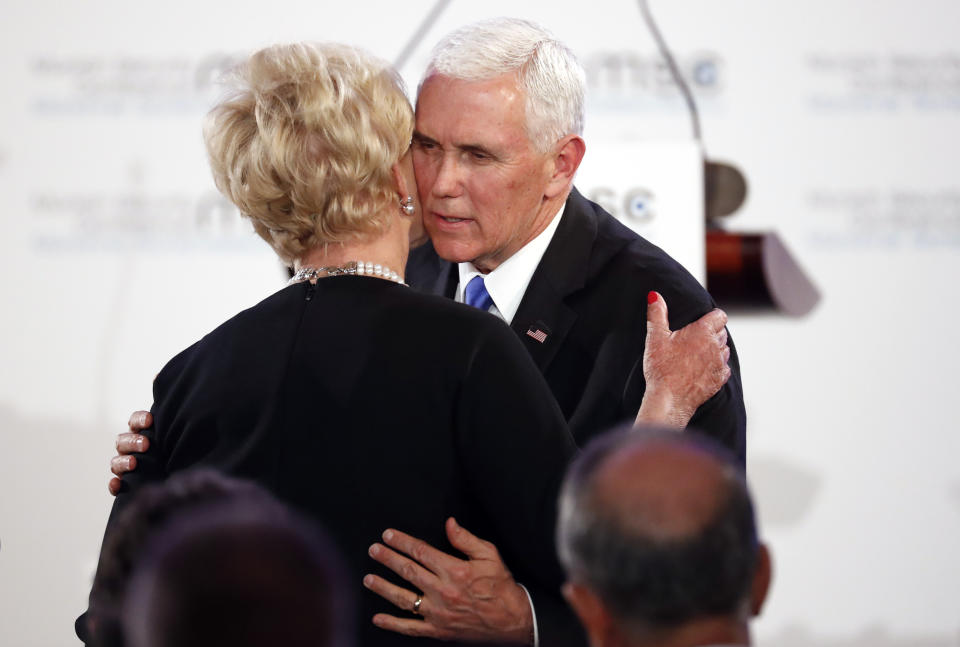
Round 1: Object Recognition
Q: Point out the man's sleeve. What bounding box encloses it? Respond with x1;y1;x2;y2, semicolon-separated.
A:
686;329;747;466
638;272;748;466
523;585;589;647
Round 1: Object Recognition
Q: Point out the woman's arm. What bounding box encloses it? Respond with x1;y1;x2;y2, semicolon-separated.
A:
634;291;731;428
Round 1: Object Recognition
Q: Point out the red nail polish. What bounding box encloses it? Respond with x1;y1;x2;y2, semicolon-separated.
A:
647;291;657;305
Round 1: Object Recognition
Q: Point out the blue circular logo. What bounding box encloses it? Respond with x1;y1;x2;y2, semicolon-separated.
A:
625;189;655;223
692;59;718;88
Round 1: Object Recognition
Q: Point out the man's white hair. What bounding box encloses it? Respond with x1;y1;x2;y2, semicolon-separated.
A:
421;17;585;153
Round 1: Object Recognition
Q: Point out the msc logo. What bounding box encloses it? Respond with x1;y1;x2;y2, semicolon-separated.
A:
583;51;724;96
588;187;656;224
691;57;720;90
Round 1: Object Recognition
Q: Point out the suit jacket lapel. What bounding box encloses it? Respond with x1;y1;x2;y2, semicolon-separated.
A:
405;240;458;298
510;188;597;374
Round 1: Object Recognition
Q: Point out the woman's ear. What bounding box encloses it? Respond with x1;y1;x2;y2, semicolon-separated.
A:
391;162;411;201
390;158;422;246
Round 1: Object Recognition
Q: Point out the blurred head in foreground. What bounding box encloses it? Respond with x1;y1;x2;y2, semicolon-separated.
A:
557;428;771;647
87;469;277;647
116;471;352;647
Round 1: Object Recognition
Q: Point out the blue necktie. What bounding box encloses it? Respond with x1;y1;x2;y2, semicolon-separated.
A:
464;275;494;312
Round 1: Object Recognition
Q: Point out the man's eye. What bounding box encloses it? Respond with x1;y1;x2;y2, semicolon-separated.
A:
414;140;437;151
469;151;489;161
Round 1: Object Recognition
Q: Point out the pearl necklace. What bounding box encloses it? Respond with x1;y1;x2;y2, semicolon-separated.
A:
288;261;407;286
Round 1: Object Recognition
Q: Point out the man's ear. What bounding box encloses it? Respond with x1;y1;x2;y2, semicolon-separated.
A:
544;135;586;199
563;580;614;645
749;543;773;617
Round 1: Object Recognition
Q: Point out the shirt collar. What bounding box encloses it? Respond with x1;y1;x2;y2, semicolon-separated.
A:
455;202;566;324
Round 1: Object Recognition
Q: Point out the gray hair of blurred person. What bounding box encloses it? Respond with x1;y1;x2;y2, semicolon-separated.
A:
422;17;585;153
122;490;353;647
556;427;760;639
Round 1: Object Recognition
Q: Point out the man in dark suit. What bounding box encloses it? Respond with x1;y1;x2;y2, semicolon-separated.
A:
111;18;745;646
405;190;745;452
361;16;745;647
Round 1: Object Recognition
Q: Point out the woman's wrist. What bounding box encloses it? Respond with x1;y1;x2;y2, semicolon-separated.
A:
634;385;693;428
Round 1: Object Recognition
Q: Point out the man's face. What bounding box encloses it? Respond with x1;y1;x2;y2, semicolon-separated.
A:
413;73;555;273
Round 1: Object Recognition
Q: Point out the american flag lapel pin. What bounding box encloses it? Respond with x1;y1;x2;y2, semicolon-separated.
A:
525;323;549;344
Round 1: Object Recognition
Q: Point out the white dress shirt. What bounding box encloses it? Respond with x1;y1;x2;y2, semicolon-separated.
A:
454;203;566;324
451;203;565;646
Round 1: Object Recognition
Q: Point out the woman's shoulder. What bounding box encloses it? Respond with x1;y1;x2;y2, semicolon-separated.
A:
385;286;517;341
382;290;540;384
154;284;307;383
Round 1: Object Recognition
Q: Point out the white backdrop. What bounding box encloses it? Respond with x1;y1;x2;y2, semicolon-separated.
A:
1;1;959;645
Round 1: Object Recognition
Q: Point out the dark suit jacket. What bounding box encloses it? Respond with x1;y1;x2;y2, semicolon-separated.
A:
407;187;747;461
88;277;580;647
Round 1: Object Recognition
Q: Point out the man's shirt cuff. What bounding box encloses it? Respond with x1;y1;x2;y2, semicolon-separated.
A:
517;583;539;647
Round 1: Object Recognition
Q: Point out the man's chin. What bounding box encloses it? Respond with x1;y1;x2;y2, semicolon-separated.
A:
427;235;477;265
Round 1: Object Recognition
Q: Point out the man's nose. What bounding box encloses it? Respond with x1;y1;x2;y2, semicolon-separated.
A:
432;154;463;198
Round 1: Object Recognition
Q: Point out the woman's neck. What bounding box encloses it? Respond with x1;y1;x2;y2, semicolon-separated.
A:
295;218;408;281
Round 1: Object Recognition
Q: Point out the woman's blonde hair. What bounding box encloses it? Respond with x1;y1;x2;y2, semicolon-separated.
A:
204;42;414;264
